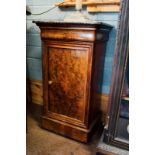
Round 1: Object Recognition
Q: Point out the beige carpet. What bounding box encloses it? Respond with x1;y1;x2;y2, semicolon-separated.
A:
26;110;102;155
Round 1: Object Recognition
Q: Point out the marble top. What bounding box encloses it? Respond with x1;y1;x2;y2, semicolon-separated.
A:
33;19;113;29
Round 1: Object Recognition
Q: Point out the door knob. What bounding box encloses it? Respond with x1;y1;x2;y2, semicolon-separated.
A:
48;80;53;85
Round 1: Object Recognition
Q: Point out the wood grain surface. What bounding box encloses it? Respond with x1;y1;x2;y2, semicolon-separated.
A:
57;0;120;12
48;46;88;121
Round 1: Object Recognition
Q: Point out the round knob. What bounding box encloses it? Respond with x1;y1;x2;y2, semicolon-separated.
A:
48;80;53;85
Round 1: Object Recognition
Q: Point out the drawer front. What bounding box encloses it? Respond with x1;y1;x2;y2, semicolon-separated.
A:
41;29;95;42
43;42;93;127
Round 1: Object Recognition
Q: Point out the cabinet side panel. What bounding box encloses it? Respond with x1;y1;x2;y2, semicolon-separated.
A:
48;46;89;122
89;42;106;125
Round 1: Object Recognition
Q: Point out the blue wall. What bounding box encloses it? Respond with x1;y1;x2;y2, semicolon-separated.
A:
26;0;119;94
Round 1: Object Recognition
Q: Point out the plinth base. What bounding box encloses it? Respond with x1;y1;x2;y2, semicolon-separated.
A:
41;115;101;143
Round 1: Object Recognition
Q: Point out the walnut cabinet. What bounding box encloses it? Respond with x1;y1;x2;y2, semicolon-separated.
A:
34;21;112;142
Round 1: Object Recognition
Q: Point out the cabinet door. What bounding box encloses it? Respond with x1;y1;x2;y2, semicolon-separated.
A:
43;41;92;127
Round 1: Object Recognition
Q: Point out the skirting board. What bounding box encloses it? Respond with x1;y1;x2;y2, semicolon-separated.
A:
27;79;43;105
27;79;109;123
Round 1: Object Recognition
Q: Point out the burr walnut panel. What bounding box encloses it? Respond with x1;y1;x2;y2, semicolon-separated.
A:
48;46;89;122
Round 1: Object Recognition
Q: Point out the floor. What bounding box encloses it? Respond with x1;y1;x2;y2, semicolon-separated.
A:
26;106;103;155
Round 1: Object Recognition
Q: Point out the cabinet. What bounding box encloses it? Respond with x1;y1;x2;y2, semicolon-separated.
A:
103;0;129;150
33;21;112;142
